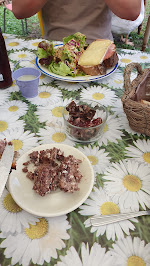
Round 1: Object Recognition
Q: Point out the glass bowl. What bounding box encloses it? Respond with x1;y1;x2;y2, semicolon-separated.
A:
63;100;108;143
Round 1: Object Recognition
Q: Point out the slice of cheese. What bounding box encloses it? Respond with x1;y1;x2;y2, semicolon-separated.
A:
78;39;112;66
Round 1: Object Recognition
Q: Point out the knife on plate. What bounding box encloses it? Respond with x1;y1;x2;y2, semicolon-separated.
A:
0;143;14;197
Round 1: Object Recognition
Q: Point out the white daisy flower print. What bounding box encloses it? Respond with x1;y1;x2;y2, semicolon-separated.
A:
99;70;124;89
120;49;135;54
112;99;141;135
39;73;53;85
100;69;137;90
125;139;150;167
123;54;142;63
111;98;124;117
79;187;136;241
38;126;74;146
0;90;10;106
9;50;36;62
0;100;28;118
0;128;39;156
98;114;124;146
0;112;25;136
56;242;114;266
103;160;150;211
24;38;43;50
118;53;148;70
0;189;39;233
27;86;62;106
132;52;150;63
6;84;20;93
5;37;26;51
54;80;88;91
3;33;16;40
80;86;117;107
118;115;141;135
19;58;37;68
78;145;111;175
35;98;72;124
0;215;70;266
118;54;134;68
110;236;150;266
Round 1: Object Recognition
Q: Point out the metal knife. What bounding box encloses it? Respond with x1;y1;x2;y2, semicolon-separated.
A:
0;143;14;197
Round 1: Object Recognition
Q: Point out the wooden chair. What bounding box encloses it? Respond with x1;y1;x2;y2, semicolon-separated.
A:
37;10;44;38
142;15;150;51
3;3;28;36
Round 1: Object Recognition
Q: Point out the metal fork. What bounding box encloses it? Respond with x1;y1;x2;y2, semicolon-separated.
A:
90;210;150;226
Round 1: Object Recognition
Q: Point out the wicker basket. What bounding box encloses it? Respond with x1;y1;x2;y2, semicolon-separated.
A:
121;62;150;136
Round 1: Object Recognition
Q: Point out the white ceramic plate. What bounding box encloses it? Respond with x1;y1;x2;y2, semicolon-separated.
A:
8;144;94;217
35;43;118;82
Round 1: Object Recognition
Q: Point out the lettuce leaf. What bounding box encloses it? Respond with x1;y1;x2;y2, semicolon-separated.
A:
37;41;55;59
37;33;87;77
60;47;74;63
48;62;74;76
37;47;48;59
63;32;86;46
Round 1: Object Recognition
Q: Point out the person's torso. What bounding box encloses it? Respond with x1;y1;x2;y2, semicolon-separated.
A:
42;0;113;43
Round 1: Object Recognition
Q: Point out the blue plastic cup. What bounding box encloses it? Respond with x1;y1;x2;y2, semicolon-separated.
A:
12;61;41;98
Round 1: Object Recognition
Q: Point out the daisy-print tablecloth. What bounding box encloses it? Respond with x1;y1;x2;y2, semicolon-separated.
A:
0;33;150;266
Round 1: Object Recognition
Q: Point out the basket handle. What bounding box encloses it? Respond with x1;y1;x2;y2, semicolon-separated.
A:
123;63;143;94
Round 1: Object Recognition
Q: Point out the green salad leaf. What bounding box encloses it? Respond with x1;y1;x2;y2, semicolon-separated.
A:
37;32;88;77
48;62;74;76
63;32;86;46
37;47;48;59
37;41;55;59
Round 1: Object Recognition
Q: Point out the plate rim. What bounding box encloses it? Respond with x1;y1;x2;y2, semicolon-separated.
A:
9;143;94;217
36;43;118;82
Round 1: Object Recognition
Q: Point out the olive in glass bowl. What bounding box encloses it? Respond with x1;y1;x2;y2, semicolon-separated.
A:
63;100;108;143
